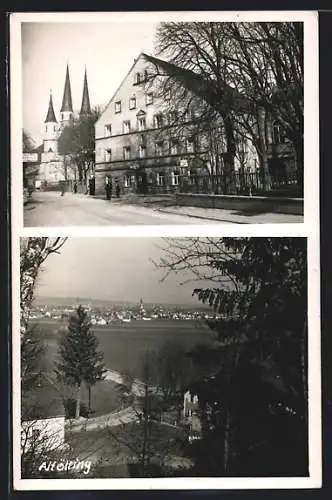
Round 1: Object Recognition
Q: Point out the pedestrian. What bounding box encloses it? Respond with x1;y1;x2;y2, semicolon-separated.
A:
73;182;77;194
116;182;121;198
105;176;112;200
60;180;65;196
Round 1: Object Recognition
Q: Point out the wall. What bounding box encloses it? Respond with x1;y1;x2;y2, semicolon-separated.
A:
175;193;304;215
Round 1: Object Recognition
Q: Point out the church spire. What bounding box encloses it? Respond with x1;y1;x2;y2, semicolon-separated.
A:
60;63;73;113
45;90;57;123
80;66;91;117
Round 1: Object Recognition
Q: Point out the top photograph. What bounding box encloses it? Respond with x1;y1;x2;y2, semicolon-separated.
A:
15;13;314;226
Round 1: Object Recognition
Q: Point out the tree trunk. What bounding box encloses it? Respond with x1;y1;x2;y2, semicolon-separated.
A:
301;316;308;427
88;384;91;414
294;136;304;196
222;116;236;194
257;107;272;192
223;409;231;475
75;383;81;419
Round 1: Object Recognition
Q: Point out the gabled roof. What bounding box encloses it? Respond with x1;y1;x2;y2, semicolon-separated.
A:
96;51;250;127
142;53;250;114
45;92;57;123
60;64;73;113
80;67;91;116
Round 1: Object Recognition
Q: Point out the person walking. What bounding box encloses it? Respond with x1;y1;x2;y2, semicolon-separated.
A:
105;176;112;200
60;180;66;196
116;182;121;199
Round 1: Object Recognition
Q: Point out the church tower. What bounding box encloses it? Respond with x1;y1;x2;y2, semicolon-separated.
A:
43;90;58;154
80;66;91;118
60;63;73;128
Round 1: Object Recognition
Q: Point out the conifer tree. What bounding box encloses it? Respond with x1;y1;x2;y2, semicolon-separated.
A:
158;237;308;476
55;305;106;419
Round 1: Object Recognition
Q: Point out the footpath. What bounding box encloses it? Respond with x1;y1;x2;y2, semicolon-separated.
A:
62;192;303;224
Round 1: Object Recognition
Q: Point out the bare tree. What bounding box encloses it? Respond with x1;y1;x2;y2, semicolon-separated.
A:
58;108;101;190
154;22;303;192
22;129;36;153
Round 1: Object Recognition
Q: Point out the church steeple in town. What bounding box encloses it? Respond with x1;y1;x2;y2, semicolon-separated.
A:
45;90;57;123
80;66;91;117
43;90;58;154
60;63;73;127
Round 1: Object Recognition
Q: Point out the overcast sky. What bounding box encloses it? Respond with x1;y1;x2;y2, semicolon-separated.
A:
22;21;158;144
35;238;208;306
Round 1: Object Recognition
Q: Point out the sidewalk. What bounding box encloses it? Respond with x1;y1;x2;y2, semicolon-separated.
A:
155;205;303;224
48;191;303;224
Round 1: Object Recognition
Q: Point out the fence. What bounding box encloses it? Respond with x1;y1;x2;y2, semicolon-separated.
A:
182;170;300;197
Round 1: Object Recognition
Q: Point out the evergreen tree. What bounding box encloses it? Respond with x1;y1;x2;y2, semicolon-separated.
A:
158;237;308;476
55;305;106;419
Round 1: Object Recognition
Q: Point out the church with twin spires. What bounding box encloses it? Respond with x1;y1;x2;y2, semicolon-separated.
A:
37;63;92;187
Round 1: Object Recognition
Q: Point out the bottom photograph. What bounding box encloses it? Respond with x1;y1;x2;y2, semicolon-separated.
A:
18;236;309;480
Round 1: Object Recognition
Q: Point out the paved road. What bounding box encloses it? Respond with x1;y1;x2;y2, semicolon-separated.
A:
24;191;302;226
24;191;211;226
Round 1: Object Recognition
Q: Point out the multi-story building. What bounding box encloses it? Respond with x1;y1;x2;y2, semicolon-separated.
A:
94;52;229;195
94;52;299;197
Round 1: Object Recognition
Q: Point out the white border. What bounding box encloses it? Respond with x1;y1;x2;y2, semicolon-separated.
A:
10;10;321;491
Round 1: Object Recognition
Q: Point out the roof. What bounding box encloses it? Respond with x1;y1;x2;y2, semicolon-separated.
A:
45;92;57;123
142;53;250;113
22;374;65;421
60;64;73;112
96;51;250;127
80;67;91;116
33;143;44;153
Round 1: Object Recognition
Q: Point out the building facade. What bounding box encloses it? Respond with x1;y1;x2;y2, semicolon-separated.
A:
95;52;299;197
94;53;221;196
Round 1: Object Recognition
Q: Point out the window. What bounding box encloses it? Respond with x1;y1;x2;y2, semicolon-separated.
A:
129;96;136;110
104;149;112;162
238;139;248;155
144;69;149;81
53;125;56;132
115;101;121;113
171;171;180;186
186;138;195;153
138;117;146;131
124;175;132;187
184;109;191;122
134;73;141;85
155;142;163;157
61;113;64;120
154;114;163;128
105;124;112;136
123;146;131;160
138;134;145;145
123;120;131;134
170;140;178;155
168;110;178;124
146;92;153;105
272;122;286;144
156;173;164;186
139;145;146;158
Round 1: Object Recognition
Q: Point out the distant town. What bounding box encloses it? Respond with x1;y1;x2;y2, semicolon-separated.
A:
29;297;221;325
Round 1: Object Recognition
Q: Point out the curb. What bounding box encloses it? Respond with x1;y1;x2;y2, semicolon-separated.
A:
156;208;247;224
